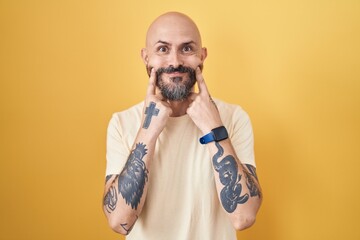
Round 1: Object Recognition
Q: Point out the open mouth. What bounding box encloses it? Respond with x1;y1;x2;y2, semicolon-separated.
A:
165;72;188;83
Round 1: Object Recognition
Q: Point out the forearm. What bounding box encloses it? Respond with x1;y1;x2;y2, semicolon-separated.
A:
208;139;262;230
103;70;173;234
103;131;156;235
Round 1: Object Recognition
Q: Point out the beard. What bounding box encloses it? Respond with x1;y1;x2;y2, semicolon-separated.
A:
147;65;197;101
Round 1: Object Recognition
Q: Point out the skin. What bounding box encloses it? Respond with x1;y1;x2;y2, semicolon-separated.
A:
103;12;262;235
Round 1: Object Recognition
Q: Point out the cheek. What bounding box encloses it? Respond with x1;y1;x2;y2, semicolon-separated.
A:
186;56;203;69
147;57;165;69
146;58;164;76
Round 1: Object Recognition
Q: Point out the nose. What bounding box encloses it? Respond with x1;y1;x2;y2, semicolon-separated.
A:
168;51;183;68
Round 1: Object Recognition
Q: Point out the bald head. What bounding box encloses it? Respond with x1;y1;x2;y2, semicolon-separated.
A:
145;12;202;48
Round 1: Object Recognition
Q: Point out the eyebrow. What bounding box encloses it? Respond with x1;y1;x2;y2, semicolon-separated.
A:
154;40;196;46
182;41;196;45
155;40;170;45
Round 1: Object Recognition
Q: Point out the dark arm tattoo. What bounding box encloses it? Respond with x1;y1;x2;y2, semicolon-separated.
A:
213;142;249;213
118;143;149;210
104;186;118;213
103;175;119;213
244;164;261;198
143;102;159;129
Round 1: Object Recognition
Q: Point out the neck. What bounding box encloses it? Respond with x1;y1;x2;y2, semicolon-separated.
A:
168;99;191;117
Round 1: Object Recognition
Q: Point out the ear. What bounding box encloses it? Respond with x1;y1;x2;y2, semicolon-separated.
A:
141;48;149;65
200;47;208;61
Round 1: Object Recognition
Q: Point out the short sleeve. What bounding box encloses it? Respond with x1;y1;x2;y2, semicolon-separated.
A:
230;108;256;167
105;114;130;176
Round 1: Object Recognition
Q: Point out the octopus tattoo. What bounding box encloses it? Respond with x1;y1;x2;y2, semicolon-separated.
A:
212;142;249;213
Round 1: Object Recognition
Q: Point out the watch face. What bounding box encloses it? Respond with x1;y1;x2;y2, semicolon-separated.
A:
213;126;228;141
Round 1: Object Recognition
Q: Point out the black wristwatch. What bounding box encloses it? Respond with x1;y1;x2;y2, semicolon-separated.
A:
199;126;229;144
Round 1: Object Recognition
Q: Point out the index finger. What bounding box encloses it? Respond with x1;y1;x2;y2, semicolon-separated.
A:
146;68;156;96
196;67;209;96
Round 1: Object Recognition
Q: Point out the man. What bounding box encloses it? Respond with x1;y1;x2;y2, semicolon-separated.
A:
103;12;262;239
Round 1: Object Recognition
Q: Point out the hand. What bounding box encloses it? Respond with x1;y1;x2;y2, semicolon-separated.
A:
141;68;172;137
186;67;223;134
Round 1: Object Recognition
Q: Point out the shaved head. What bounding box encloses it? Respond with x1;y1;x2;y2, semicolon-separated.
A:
145;12;202;48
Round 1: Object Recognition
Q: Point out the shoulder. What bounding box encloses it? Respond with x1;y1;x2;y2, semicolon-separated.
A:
111;101;144;122
214;98;250;122
107;101;144;131
213;98;253;138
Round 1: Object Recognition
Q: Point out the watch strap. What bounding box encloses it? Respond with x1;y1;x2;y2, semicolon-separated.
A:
199;132;215;144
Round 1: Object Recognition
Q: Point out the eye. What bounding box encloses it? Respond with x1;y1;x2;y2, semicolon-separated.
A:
157;46;168;53
183;46;192;52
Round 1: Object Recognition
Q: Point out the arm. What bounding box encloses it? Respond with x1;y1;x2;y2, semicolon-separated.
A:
207;140;262;230
102;137;154;235
103;69;172;235
187;68;262;231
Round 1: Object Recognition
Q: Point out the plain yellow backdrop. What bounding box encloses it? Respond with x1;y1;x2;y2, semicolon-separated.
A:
1;0;359;239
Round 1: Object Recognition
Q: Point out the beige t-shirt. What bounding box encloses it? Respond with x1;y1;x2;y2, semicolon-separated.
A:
106;99;256;240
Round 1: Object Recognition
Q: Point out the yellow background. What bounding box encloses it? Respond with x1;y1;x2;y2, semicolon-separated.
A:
1;0;359;239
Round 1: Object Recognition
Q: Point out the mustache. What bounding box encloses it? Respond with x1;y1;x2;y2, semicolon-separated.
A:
156;65;195;76
146;64;203;77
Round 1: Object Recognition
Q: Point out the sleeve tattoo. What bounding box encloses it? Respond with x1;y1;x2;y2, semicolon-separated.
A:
212;142;261;213
103;143;149;234
118;143;149;210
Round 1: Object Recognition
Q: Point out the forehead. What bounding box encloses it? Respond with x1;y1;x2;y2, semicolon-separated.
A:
146;14;202;47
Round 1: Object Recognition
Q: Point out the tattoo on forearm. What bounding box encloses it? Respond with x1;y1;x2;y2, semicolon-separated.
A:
143;101;159;129
118;143;149;210
120;215;138;234
213;142;249;213
104;174;118;213
244;164;261;198
104;185;118;213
